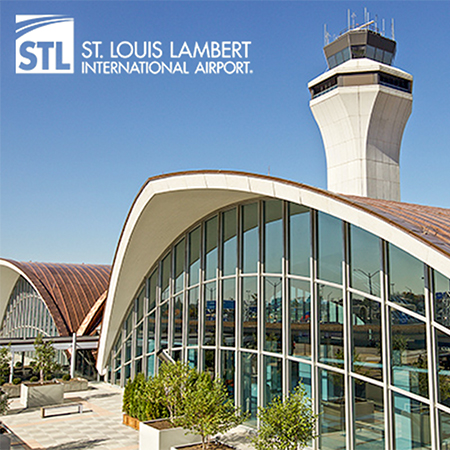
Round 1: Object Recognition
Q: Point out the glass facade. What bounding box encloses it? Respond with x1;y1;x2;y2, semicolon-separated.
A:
107;199;450;449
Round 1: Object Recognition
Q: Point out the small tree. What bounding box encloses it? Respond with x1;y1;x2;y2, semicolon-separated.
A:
157;361;195;422
177;372;248;450
31;334;59;383
0;347;11;381
252;384;317;450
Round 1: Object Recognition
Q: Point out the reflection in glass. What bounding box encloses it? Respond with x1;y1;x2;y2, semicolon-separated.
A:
188;227;201;286
320;369;345;450
136;286;145;324
204;349;215;375
205;216;218;281
264;200;283;274
264;277;282;353
188;288;199;346
174;239;185;294
388;244;425;316
317;212;343;284
125;337;132;363
242;277;258;350
242;352;258;422
351;294;382;381
289;360;311;396
222;209;237;277
135;358;142;375
148;269;157;312
289;204;310;277
391;309;428;398
147;313;155;353
173;295;183;348
187;348;197;370
135;321;143;358
146;354;155;378
161;253;171;302
160;302;169;349
204;281;216;346
437;329;450;407
289;279;311;359
124;364;131;383
350;225;381;297
393;392;430;449
264;356;282;406
439;409;450;449
222;350;235;399
222;278;236;347
434;270;450;328
319;285;344;366
242;203;258;274
353;380;384;449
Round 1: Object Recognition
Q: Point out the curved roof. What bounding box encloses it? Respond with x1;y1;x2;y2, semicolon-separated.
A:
0;259;111;336
97;170;450;372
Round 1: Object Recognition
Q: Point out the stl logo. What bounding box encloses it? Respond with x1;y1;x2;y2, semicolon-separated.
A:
15;15;74;74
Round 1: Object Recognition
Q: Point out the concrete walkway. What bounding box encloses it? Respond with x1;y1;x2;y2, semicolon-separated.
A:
1;382;138;450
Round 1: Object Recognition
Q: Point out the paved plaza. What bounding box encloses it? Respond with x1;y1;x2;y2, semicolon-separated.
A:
1;382;138;450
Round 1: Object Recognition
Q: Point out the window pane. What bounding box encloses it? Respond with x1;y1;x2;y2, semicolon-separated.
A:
319;285;344;367
289;204;310;277
222;350;235;399
320;369;346;450
146;354;155;378
289;278;311;359
439;409;450;448
354;380;384;449
188;287;199;346
437;329;450;407
434;270;450;328
147;313;155;353
148;269;157;312
187;348;197;369
135;358;143;375
173;295;183;348
264;200;283;274
389;244;425;316
352;294;382;381
242;277;258;350
204;349;215;375
174;239;185;294
204;281;216;346
125;309;133;338
136;286;145;324
135;321;143;358
393;392;430;449
391;308;428;397
205;216;218;281
124;338;132;363
317;212;343;284
161;253;171;302
289;360;311;396
242;352;258;423
188;227;201;286
124;363;131;384
264;277;282;353
222;209;237;277
160;302;169;349
222;278;236;347
242;203;259;274
264;356;283;406
350;225;381;297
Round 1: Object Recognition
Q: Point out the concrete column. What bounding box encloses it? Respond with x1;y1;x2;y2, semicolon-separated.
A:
70;333;77;378
9;351;14;384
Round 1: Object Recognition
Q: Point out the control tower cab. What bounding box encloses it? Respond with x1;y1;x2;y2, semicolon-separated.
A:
308;23;413;201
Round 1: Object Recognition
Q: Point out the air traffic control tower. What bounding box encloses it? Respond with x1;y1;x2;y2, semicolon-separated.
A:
308;22;413;201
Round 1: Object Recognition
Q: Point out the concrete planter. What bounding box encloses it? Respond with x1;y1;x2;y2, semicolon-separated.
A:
1;384;20;399
20;381;64;408
139;419;201;450
0;423;11;450
60;378;89;393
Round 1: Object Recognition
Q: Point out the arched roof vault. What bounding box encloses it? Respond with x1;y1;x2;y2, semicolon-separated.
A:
97;170;450;373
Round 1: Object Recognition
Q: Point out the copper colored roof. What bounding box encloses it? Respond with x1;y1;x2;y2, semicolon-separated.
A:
6;260;110;336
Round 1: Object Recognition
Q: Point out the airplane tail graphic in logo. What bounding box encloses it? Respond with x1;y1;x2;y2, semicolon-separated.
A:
15;15;74;74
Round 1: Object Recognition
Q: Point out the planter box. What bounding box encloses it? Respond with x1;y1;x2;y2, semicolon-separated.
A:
1;384;20;399
139;419;201;450
123;413;140;430
20;381;64;408
0;423;11;450
60;378;89;393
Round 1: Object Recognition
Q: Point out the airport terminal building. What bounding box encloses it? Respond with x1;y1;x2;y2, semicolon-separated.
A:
2;23;450;450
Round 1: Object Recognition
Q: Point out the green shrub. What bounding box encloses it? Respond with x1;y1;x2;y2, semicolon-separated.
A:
0;378;5;386
62;374;71;381
30;376;39;382
12;378;21;385
0;390;9;415
14;361;22;369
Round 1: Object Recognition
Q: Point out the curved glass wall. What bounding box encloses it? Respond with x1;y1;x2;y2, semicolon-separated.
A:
0;276;58;338
107;199;450;449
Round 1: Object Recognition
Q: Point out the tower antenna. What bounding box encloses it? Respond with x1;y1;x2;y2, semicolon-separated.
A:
391;18;395;40
382;18;385;36
324;24;330;45
347;9;351;30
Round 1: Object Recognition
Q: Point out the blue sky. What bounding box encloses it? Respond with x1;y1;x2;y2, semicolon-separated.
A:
1;1;449;265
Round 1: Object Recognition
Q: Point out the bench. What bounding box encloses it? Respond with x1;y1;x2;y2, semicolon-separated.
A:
41;402;83;418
